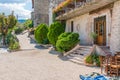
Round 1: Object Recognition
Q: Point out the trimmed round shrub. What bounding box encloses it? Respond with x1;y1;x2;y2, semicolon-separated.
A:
47;22;64;46
56;32;80;52
58;32;71;40
34;24;49;44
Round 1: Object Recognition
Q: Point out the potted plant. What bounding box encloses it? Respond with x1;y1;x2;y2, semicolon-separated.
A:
90;32;98;45
84;53;100;67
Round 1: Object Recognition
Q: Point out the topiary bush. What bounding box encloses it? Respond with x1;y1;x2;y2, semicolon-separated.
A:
47;22;64;46
56;32;80;52
34;24;49;44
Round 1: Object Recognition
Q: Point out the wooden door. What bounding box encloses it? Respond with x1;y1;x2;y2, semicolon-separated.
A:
94;16;106;46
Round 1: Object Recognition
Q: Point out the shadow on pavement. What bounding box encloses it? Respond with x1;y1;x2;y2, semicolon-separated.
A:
34;45;48;49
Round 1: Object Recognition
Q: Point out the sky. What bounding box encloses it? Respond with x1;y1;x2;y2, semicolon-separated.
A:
0;0;32;20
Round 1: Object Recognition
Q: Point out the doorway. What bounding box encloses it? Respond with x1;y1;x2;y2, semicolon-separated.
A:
94;16;106;46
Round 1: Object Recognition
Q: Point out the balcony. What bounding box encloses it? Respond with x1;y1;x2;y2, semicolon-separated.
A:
53;0;117;20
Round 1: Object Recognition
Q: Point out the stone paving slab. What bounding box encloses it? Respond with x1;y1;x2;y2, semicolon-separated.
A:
0;32;100;80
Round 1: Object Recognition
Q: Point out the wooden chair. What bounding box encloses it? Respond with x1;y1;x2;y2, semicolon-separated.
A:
99;56;110;75
110;55;120;76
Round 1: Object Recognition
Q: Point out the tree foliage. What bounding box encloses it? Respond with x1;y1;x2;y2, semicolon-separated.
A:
47;22;64;46
0;12;17;45
34;24;49;44
24;19;33;29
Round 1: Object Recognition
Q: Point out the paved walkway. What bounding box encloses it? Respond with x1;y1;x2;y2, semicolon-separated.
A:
17;31;36;50
0;32;100;80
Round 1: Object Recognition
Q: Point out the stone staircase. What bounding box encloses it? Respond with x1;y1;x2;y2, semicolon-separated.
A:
63;45;112;65
64;45;93;65
99;46;112;56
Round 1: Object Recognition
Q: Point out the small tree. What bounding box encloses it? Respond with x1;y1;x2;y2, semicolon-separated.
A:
24;19;33;29
34;24;49;44
0;12;17;45
47;22;64;46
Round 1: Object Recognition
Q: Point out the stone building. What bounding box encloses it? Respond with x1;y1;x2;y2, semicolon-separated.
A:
31;0;64;26
32;0;49;26
53;0;120;53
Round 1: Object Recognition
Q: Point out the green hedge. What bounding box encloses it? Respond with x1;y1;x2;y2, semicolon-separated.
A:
47;22;64;46
56;32;80;52
34;24;49;44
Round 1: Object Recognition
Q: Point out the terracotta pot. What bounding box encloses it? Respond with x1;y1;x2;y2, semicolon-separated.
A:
84;62;96;67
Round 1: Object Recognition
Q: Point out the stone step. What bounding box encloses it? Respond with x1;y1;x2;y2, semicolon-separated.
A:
68;56;85;65
100;46;112;55
65;45;93;65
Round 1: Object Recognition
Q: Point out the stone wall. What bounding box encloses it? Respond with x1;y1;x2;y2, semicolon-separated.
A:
66;13;92;45
49;0;64;25
33;0;49;26
110;0;120;53
32;0;64;26
65;8;112;46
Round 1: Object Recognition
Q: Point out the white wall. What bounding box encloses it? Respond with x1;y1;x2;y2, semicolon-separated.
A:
110;1;120;53
65;8;112;46
66;13;92;45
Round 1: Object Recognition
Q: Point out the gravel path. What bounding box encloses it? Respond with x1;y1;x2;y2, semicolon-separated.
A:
0;32;100;80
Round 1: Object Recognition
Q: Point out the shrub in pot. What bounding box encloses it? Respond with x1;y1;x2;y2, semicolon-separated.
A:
85;55;94;64
47;22;64;46
84;53;100;67
34;24;49;44
56;32;80;53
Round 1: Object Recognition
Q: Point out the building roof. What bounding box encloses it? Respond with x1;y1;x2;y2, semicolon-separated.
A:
56;0;117;20
53;0;73;12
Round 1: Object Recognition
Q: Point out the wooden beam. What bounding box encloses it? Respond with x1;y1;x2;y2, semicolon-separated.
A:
89;3;114;14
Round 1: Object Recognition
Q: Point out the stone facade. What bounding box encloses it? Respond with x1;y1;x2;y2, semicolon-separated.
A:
32;0;64;26
32;0;49;27
49;0;64;25
110;0;120;53
55;0;120;53
66;13;91;45
66;7;112;46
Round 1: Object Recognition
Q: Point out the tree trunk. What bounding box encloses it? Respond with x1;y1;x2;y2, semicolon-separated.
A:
2;35;6;46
